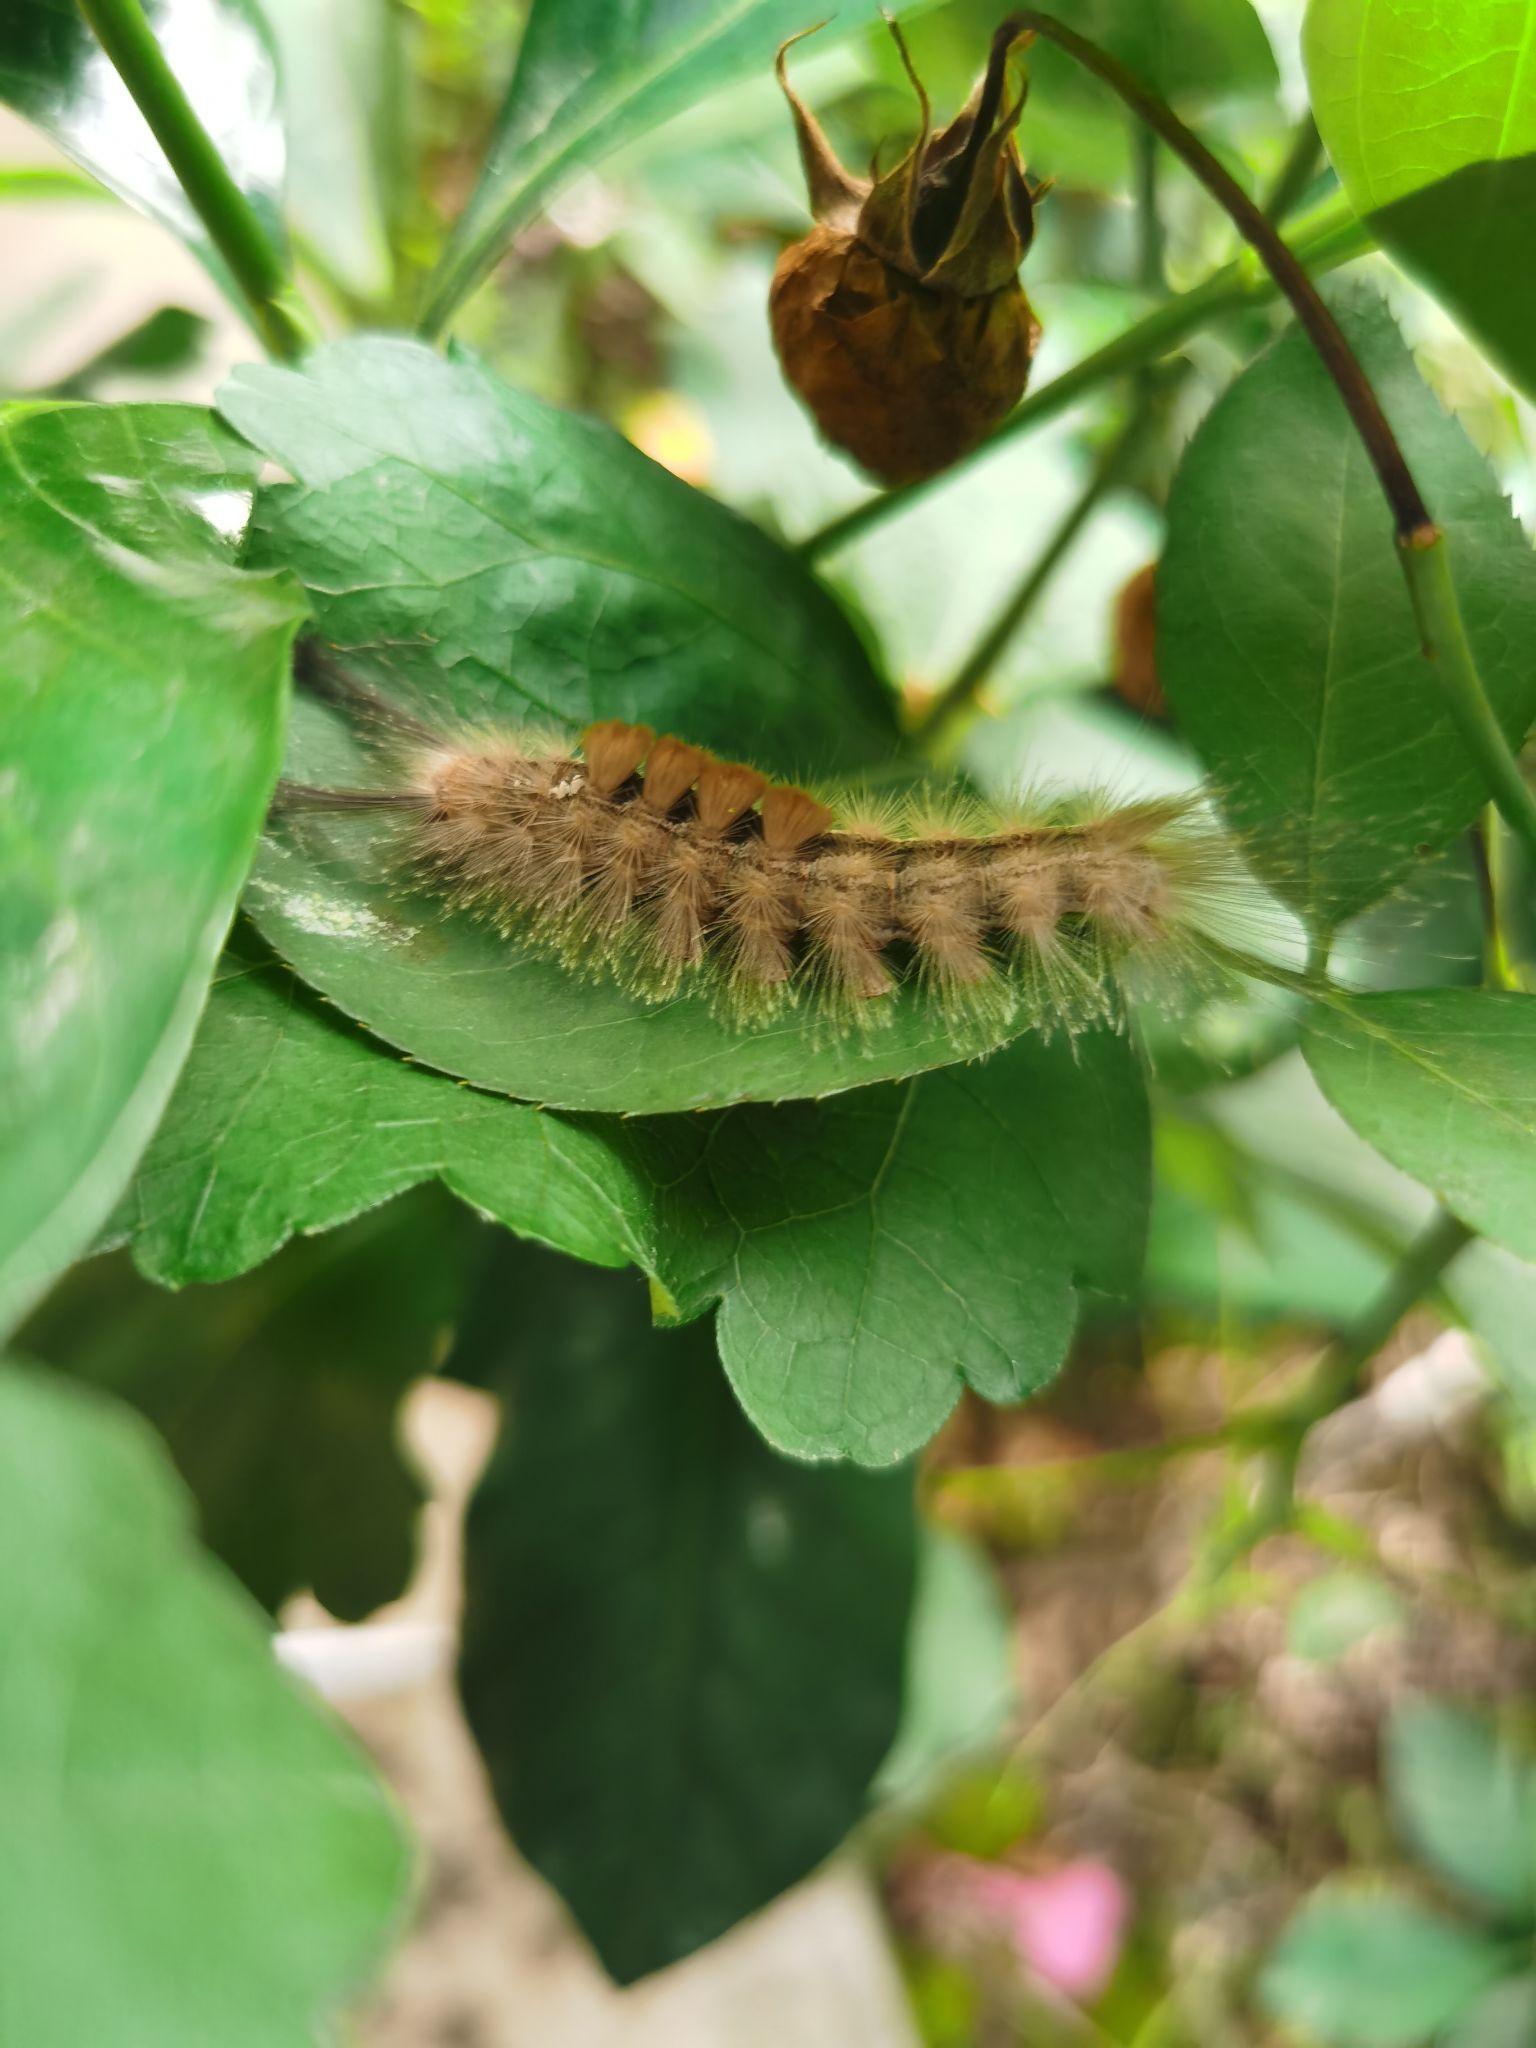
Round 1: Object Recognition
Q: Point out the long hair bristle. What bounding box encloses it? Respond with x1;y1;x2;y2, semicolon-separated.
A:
274;691;1284;1042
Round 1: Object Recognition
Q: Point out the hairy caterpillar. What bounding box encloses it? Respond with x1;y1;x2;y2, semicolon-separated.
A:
276;663;1262;1042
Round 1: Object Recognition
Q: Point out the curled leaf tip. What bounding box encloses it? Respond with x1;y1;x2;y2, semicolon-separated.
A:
775;22;867;233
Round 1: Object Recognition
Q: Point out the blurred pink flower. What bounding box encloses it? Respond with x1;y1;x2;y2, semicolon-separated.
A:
963;1858;1129;2001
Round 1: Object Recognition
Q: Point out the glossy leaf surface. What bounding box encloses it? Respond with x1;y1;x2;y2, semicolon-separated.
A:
1159;297;1536;939
0;0;287;286
213;339;1040;1114
109;934;655;1284
0;403;301;1337
633;1027;1150;1464
1304;0;1536;396
0;1359;409;2043
1302;990;1536;1261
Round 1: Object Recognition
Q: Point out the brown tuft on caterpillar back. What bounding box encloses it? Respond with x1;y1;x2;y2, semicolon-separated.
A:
642;735;711;812
695;759;769;834
760;785;835;851
359;719;1250;1039
582;719;654;795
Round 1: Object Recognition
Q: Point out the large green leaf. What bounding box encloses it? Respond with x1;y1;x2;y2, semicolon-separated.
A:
1371;159;1536;402
111;929;1148;1470
1304;0;1536;210
1301;990;1536;1261
874;1527;1014;1808
0;403;302;1338
1304;0;1536;399
220;337;893;770
1260;1884;1509;2048
633;1027;1150;1465
0;0;287;288
419;0;939;334
108;932;656;1285
1158;294;1536;940
0;1359;409;2044
215;339;1033;1113
254;0;395;303
450;1246;916;1984
1386;1698;1536;1924
23;1193;469;1621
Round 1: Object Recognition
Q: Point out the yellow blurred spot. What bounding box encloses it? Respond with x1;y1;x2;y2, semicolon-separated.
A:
623;391;715;487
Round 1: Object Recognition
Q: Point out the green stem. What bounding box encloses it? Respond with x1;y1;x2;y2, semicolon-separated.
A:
1470;809;1521;991
1133;119;1165;294
76;0;308;359
913;397;1159;741
1400;532;1536;867
1296;1504;1536;1632
1282;1208;1474;1433
934;1204;1473;1542
1011;11;1536;866
983;1205;1474;1788
1012;11;1427;532
800;193;1372;559
1480;808;1530;991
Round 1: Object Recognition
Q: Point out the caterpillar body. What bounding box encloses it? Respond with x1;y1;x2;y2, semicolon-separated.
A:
279;682;1257;1040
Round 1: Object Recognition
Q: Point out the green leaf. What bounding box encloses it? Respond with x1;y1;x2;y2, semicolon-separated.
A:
220;337;893;772
0;1358;409;2043
1386;1698;1536;1924
420;0;938;334
1287;1571;1407;1664
216;338;1036;1113
109;932;658;1285
1449;1236;1536;1423
22;1193;469;1621
1260;1884;1509;2047
0;164;108;200
254;0;396;302
1444;1976;1536;2048
1301;990;1536;1261
1371;158;1536;402
113;937;1147;1470
1304;0;1536;210
0;403;302;1339
1158;293;1536;939
1149;1111;1401;1327
451;1246;916;1983
49;305;209;396
633;1027;1150;1465
1303;1;1536;399
0;0;288;289
874;1527;1015;1808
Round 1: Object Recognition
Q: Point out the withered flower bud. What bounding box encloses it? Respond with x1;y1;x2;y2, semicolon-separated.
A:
769;16;1044;486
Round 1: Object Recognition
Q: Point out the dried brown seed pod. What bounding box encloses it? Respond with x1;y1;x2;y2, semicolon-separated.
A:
769;15;1044;486
1111;561;1167;719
